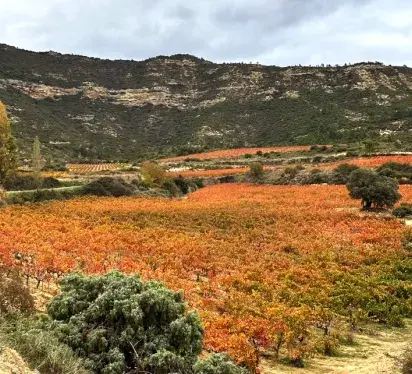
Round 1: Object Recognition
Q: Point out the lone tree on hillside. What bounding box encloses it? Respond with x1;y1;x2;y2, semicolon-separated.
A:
0;102;18;184
346;168;401;209
32;136;46;184
47;272;247;374
140;161;166;185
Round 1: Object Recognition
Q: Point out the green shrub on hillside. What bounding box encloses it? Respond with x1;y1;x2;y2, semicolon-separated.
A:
82;177;135;197
250;163;264;180
42;177;61;189
3;174;62;191
378;162;412;182
332;163;360;184
162;180;182;197
393;204;412;218
5;187;82;205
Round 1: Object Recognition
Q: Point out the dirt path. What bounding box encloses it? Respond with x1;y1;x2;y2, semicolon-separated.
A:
0;347;37;374
261;322;412;374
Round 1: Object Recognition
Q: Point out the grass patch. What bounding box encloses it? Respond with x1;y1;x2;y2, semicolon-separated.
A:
0;315;90;374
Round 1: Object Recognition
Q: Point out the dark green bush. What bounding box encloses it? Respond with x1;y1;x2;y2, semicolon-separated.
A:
218;175;237;183
378;162;412;181
82;178;135;197
173;176;190;194
162;180;181;197
192;178;205;189
42;177;61;189
3;174;62;191
393;204;412;218
347;169;401;209
333;163;360;184
47;272;204;374
5;187;82;205
304;170;329;184
3;174;37;191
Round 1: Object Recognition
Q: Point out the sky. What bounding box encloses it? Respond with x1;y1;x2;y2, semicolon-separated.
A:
0;0;412;66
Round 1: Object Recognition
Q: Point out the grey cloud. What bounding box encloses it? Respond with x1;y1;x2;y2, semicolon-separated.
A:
0;0;411;66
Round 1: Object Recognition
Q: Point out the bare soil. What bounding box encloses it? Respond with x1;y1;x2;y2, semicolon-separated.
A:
261;322;412;374
0;347;37;374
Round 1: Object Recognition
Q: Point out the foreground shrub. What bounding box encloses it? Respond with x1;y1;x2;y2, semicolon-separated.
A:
0;270;34;314
82;177;135;197
47;272;204;374
346;168;401;209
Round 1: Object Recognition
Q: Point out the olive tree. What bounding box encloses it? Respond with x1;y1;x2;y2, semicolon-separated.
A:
346;168;401;209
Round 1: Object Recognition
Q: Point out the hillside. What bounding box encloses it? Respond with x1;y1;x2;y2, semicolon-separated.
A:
1;43;412;162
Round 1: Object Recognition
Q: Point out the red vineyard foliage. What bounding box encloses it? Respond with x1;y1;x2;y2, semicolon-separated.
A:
161;146;315;161
166;166;281;178
319;155;412;170
67;163;129;174
0;184;411;371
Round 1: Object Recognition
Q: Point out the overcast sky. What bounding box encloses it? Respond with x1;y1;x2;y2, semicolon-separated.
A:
0;0;411;66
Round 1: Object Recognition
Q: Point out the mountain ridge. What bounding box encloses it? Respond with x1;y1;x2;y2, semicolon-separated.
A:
1;43;412;162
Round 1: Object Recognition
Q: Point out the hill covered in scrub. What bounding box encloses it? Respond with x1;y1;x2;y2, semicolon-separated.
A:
1;43;412;162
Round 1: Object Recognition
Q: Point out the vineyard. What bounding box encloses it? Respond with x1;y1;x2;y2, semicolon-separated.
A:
318;155;412;170
166;167;251;178
161;146;315;161
0;184;411;371
66;163;130;174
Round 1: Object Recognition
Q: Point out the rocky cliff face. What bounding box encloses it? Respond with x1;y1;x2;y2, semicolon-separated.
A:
1;43;412;161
